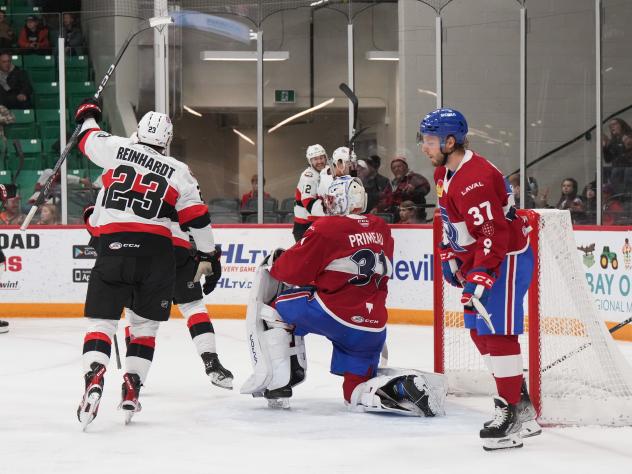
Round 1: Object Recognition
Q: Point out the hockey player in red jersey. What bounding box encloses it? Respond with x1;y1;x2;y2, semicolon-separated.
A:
420;108;540;450
292;144;328;242
241;176;447;416
74;99;220;429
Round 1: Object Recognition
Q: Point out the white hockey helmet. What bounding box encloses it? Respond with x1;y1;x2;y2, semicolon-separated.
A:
306;144;327;165
137;111;173;150
324;176;367;216
331;146;356;164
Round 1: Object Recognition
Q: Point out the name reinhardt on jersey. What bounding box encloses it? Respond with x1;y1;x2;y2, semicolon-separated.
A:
78;121;211;256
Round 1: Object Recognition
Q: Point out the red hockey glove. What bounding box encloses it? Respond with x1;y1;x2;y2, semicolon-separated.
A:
439;243;465;288
75;98;102;124
460;268;496;306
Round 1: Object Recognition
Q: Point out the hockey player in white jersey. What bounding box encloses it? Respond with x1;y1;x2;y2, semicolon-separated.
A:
74;99;220;429
317;146;356;198
292;144;328;242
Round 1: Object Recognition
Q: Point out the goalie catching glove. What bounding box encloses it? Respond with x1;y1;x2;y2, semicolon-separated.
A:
194;245;222;295
460;267;496;306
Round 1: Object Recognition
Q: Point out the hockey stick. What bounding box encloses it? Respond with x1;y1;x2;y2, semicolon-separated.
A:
113;334;122;370
471;297;496;334
541;315;632;373
11;139;25;186
20;15;174;231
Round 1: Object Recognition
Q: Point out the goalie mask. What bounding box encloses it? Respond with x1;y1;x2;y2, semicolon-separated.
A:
137;111;173;150
324;176;367;216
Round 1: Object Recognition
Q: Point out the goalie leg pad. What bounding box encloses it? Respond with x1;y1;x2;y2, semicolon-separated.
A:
288;335;307;388
349;369;447;417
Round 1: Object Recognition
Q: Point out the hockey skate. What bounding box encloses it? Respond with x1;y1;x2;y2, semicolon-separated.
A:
0;320;9;334
484;380;541;438
201;352;234;390
119;373;142;425
77;362;106;431
264;386;292;409
480;396;523;451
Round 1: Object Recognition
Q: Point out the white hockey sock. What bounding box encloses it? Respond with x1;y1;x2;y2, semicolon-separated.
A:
82;318;117;373
179;300;217;355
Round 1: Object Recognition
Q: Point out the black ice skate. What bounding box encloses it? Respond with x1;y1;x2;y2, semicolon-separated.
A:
484;380;541;438
119;373;142;424
480;396;523;451
0;320;9;333
77;362;106;431
201;352;234;390
264;386;292;409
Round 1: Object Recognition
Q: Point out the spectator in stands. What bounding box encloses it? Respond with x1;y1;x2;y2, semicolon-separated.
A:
581;181;597;224
0;192;24;225
240;174;270;208
36;203;58;225
387;155;430;222
0;51;34;109
398;200;424;224
508;173;536;209
554;178;585;224
62;13;84;56
18;16;50;54
358;154;391;214
603;118;632;191
0;11;15;49
0;104;15;137
602;183;625;225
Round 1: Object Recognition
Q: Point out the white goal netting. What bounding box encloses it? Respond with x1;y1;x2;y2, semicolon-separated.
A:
436;209;632;426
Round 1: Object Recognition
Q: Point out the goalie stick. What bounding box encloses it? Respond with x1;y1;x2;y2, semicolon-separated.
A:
20;15;174;231
541;314;632;373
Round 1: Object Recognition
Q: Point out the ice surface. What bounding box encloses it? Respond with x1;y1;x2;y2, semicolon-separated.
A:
1;319;631;474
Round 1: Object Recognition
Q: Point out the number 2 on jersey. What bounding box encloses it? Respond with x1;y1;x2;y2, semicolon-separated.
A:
103;165;168;219
467;200;492;225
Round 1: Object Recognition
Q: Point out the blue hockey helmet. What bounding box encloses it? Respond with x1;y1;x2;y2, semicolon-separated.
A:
418;108;468;147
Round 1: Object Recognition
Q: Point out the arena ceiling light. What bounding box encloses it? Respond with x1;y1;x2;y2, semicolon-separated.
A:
365;51;399;61
233;128;255;145
267;98;335;134
200;51;289;61
183;105;202;117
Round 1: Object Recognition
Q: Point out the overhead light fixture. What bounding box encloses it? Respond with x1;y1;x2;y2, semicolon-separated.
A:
183;105;202;117
233;128;255;145
366;51;398;61
310;0;329;6
268;98;335;134
200;51;289;61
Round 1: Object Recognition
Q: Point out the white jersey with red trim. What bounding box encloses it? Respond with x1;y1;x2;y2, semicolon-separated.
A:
78;118;213;256
293;166;325;224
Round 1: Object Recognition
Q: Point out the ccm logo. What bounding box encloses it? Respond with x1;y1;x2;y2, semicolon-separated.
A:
471;273;494;287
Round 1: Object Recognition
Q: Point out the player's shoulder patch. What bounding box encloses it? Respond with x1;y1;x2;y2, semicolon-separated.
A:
304;170;314;178
95;131;111;138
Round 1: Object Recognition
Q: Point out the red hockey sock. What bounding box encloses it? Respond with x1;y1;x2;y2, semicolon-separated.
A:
486;335;522;405
342;372;372;402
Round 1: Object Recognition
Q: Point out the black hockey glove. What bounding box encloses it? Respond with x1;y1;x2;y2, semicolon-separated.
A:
0;248;5;279
261;248;285;268
75;98;102;124
195;245;222;295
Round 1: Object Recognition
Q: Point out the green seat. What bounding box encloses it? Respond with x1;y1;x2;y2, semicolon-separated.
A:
8;138;42;157
66;55;89;82
15;170;43;198
5;109;37;139
24;55;56;83
0;170;12;184
67;81;95;95
11;54;22;68
7;155;43;170
87;167;103;183
37;109;63;139
33;82;60;109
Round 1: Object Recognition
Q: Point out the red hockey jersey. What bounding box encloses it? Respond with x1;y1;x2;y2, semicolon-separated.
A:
435;150;529;276
270;214;394;331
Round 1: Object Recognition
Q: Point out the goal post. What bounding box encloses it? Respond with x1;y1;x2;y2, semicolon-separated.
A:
433;209;632;426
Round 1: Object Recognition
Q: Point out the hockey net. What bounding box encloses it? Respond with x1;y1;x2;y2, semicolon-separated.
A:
433;209;632;426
